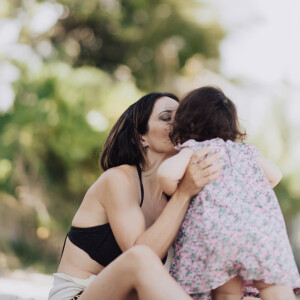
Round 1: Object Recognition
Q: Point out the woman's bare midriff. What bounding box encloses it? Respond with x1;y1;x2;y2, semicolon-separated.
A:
57;238;105;279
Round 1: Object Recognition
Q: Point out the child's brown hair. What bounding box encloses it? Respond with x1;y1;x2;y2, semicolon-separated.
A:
170;86;246;144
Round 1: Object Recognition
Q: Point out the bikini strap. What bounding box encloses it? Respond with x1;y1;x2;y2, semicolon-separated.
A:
136;165;144;207
59;234;68;262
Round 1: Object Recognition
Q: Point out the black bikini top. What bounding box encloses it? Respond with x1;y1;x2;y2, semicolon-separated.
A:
62;165;167;266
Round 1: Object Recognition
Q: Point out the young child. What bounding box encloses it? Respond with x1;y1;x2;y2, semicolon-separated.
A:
157;86;300;300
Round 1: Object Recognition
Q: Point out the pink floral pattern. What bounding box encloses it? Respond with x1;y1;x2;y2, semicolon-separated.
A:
170;138;300;299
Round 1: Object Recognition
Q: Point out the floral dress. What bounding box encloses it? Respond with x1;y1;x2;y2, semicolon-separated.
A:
169;138;300;300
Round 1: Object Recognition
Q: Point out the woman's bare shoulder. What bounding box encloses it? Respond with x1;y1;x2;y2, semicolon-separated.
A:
100;165;137;182
91;165;139;195
93;165;140;207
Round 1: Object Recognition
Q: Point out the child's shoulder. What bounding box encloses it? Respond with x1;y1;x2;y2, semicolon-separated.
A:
176;138;228;152
175;139;198;150
232;141;258;152
225;141;259;158
175;138;209;152
176;139;259;157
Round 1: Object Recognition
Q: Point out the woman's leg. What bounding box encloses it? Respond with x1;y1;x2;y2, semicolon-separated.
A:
80;245;192;300
211;276;242;300
253;281;296;300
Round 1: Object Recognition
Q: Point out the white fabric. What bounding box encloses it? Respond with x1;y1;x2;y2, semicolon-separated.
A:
48;273;95;300
164;246;174;271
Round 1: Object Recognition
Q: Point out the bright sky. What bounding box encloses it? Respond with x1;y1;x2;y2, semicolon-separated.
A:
199;0;300;135
216;0;300;87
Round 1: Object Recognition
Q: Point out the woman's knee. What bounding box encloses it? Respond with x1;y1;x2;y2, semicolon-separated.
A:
125;245;160;265
119;245;163;284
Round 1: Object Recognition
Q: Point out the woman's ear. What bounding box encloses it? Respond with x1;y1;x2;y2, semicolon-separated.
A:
139;135;148;148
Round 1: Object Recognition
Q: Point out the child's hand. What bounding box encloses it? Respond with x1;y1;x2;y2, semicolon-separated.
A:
178;147;223;198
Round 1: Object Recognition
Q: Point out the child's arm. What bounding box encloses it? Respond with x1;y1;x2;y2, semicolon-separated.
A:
157;147;194;196
257;157;282;188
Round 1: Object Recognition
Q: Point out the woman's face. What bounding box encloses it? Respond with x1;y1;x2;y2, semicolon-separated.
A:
142;97;179;155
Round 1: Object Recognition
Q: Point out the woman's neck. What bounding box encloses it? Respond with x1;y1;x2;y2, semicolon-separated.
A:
143;150;174;177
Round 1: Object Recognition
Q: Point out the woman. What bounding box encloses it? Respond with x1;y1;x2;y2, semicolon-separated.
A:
48;92;222;300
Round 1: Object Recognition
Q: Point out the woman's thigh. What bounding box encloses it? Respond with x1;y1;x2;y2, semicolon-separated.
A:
80;245;191;300
80;246;148;300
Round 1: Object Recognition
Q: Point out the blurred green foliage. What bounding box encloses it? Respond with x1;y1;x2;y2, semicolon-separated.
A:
53;0;223;90
0;0;224;272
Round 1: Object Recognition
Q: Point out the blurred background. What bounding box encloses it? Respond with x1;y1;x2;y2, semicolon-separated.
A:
0;0;300;297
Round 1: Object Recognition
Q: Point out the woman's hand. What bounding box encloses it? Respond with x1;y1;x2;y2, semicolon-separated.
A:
177;147;223;198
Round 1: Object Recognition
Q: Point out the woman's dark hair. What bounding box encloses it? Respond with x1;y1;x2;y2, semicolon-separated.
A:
100;92;179;171
170;86;246;144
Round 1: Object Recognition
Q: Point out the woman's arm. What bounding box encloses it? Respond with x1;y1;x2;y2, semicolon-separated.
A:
157;147;194;196
257;157;282;188
103;148;222;259
136;149;222;258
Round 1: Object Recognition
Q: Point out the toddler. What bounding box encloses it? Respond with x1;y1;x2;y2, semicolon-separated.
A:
158;86;300;300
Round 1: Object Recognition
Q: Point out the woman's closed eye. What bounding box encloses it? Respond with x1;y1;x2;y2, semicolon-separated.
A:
158;107;177;123
160;116;171;122
159;113;173;122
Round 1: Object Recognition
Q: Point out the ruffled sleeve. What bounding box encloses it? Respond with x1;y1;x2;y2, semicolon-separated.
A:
174;139;199;152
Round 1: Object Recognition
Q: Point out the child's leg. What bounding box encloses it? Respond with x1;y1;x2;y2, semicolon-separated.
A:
253;280;296;300
211;276;243;300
